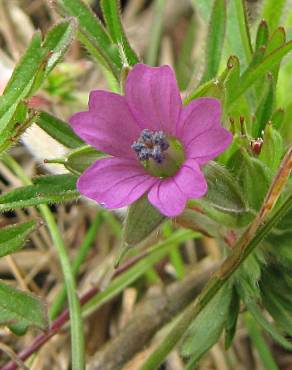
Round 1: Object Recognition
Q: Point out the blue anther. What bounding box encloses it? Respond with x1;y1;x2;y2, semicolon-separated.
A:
132;129;169;164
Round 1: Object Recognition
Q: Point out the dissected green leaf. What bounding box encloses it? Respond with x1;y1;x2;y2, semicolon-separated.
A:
201;0;226;82
100;0;138;66
0;220;36;258
181;285;231;369
224;286;240;349
266;28;286;55
224;55;240;107
0;281;48;331
261;287;292;337
235;249;264;306
35;111;84;149
254;73;274;137
255;20;269;50
230;149;272;210
65;145;105;174
122;195;166;248
0;174;78;212
265;27;286;83
230;41;292;105
244;313;281;370
262;267;292;313
249;46;267;72
246;301;292;350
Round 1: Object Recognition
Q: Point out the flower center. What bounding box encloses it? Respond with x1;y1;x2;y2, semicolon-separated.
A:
131;129;185;178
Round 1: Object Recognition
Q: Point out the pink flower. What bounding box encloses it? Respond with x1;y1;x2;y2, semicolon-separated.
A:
69;64;232;217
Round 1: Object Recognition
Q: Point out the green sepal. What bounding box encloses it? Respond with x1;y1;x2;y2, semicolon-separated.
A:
64;145;106;174
122;195;166;248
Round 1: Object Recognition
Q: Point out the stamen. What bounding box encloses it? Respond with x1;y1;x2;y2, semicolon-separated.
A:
131;129;169;164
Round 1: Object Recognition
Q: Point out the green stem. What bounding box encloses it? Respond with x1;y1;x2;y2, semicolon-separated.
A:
139;196;292;370
50;212;103;320
2;154;85;370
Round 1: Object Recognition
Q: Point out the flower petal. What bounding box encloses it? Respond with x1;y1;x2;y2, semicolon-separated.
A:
178;97;222;141
185;128;233;164
148;159;207;217
126;64;182;135
77;157;157;209
69;91;140;158
177;98;232;164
